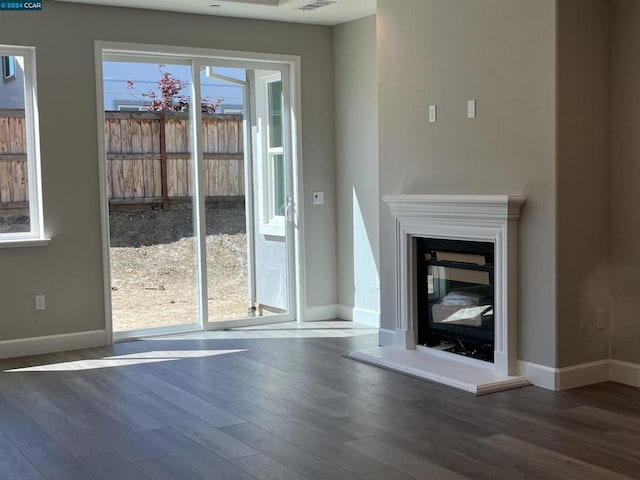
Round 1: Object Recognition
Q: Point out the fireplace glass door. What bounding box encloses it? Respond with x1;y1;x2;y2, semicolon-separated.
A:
417;239;495;362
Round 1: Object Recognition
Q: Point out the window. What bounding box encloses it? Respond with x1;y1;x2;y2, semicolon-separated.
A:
2;56;16;81
0;45;45;245
267;79;285;218
256;71;287;236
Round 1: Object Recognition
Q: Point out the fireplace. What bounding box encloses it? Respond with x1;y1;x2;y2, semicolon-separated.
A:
417;238;495;362
348;194;531;394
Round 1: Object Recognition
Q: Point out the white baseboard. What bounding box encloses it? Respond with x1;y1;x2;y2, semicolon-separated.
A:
353;307;380;327
610;359;640;388
337;305;379;326
303;304;339;322
337;304;353;321
0;330;108;360
556;360;610;391
518;360;557;390
378;328;396;346
519;358;627;391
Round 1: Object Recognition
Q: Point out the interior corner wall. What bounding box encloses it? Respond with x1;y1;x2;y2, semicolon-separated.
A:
0;1;336;342
376;0;558;366
556;0;611;367
610;0;640;364
334;15;380;325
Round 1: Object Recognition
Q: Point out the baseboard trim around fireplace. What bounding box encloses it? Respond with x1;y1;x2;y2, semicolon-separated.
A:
518;358;640;391
347;345;531;395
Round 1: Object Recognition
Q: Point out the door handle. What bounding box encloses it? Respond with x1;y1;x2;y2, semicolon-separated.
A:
285;196;294;224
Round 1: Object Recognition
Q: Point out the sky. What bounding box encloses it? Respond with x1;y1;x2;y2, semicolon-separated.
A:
102;62;245;112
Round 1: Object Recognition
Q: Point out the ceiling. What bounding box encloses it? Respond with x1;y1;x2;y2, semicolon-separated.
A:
56;0;377;25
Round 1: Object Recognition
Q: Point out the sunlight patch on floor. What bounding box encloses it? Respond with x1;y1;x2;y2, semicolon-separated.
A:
145;321;378;341
4;349;246;372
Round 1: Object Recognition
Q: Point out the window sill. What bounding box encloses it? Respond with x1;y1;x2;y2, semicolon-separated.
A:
0;237;50;249
258;217;286;238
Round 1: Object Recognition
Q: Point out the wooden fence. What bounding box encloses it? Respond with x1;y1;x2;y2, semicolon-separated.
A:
0;110;28;205
0;110;244;208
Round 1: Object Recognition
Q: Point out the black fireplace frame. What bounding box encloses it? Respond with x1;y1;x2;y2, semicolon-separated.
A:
416;237;495;361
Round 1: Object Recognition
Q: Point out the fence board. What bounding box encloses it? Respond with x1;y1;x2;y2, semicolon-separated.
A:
165;118;176;154
9;117;24;154
121;117;133;154
153;158;162;197
176;158;189;197
108;118;122;154
166;157;177;197
0;161;11;202
131;118;142;153
112;158;124;198
151;117;160;153
0;117;10;154
132;159;145;198
218;120;228;154
141;118;153;153
175;118;187;153
228;159;239;196
206;159;216;196
106;159;113;198
207;119;218;153
238;158;245;196
143;158;154;197
219;159;229;196
122;153;134;198
228;121;239;154
11;160;27;202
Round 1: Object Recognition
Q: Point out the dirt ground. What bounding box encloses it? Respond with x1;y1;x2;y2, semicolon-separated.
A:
109;202;250;332
0;210;29;234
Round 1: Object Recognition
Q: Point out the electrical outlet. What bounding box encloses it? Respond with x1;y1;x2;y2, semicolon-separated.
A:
35;294;46;311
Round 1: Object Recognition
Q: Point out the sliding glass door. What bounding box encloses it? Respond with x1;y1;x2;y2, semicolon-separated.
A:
99;48;296;339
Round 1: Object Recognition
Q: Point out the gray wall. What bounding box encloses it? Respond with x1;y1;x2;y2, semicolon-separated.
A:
0;1;336;341
556;0;611;367
376;0;558;366
334;15;379;324
611;0;640;364
0;56;25;108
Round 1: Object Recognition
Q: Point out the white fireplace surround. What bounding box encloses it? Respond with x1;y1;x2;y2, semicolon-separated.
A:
348;194;530;394
387;193;525;375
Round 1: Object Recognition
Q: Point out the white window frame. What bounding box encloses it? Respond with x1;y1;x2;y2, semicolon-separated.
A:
256;71;286;237
0;45;47;248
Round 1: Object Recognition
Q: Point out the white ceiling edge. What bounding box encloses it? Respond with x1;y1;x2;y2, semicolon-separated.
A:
54;0;377;26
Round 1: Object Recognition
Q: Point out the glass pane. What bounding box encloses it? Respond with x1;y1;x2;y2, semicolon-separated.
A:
268;80;283;148
104;61;199;333
273;153;285;216
203;67;250;322
0;55;31;234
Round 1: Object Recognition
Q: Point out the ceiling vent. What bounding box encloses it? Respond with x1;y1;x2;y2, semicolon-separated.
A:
298;0;337;12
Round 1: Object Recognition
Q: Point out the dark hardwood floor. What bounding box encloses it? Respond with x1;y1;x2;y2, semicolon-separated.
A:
1;321;640;479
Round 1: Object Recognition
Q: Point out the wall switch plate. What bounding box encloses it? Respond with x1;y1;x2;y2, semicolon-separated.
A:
35;295;46;311
596;310;606;330
467;99;476;119
428;104;437;123
312;191;324;205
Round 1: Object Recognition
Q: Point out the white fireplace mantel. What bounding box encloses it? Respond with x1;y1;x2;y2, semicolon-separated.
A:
349;194;530;394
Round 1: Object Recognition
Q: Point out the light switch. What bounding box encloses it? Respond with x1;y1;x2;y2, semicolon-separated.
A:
467;100;476;119
312;191;324;205
428;104;437;123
